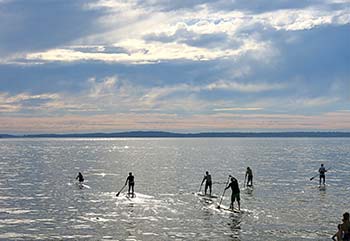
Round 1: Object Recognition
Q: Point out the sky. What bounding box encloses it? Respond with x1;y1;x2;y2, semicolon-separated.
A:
0;0;349;134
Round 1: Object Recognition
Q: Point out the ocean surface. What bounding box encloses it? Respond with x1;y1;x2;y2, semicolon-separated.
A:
0;138;349;240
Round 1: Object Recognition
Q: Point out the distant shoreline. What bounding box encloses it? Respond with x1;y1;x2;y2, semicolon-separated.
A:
1;131;350;138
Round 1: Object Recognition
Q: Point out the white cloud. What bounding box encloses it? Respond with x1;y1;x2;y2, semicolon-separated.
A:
214;107;263;111
6;93;59;103
24;38;267;63
294;97;339;107
4;0;348;65
327;0;350;3
0;76;285;115
88;76;117;97
205;80;287;92
139;80;287;110
84;0;139;11
0;92;60;113
257;8;350;31
0;103;20;112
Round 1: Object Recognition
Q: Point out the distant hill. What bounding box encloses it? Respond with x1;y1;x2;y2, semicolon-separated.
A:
0;134;16;138
1;131;350;138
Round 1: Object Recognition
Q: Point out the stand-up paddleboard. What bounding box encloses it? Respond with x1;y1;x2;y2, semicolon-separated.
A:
76;182;91;189
116;192;157;205
125;192;136;200
195;192;218;199
209;203;242;214
243;185;254;194
218;204;241;213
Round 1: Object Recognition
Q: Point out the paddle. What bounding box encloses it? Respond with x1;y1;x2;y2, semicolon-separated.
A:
309;174;318;181
217;175;231;209
310;167;331;181
116;184;127;197
198;183;203;193
244;175;246;188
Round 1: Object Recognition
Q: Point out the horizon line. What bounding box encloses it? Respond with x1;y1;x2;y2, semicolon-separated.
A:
1;131;350;138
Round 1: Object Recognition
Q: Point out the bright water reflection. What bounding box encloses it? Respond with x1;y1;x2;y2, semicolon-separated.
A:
0;138;349;240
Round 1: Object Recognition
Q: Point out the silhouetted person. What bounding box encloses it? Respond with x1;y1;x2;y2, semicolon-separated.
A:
245;167;253;187
225;177;240;211
201;171;212;195
332;224;342;241
341;212;350;241
319;164;327;185
76;172;84;183
125;172;135;197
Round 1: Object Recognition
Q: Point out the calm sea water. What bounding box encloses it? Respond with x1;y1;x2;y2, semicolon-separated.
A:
0;138;349;240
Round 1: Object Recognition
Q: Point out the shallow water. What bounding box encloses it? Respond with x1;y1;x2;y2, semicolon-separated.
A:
0;138;349;240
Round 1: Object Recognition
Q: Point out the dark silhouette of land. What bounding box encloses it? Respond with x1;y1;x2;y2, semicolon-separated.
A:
1;131;350;138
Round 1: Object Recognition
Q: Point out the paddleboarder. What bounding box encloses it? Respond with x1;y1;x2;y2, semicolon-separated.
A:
245;167;253;187
319;164;327;186
201;171;212;196
125;172;135;197
225;177;240;211
76;172;84;183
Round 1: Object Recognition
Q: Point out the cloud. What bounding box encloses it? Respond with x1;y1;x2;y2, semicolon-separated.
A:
213;107;263;111
2;0;346;67
0;92;60;113
1;111;350;134
0;103;20;113
293;97;339;107
204;80;287;92
0;75;286;116
2;0;348;66
88;76;117;97
23;38;267;64
135;80;288;112
256;7;350;31
129;0;315;13
144;23;234;48
0;0;349;133
0;0;102;56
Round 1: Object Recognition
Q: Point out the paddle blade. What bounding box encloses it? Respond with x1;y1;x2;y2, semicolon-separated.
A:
116;192;121;197
310;175;318;181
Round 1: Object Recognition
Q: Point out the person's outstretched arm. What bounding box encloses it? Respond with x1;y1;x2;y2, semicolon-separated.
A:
201;176;206;185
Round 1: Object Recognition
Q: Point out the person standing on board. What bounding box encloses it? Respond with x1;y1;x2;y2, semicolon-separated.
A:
341;212;350;241
201;171;212;196
225;177;240;211
319;164;327;186
76;172;84;183
125;172;135;197
245;167;253;187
